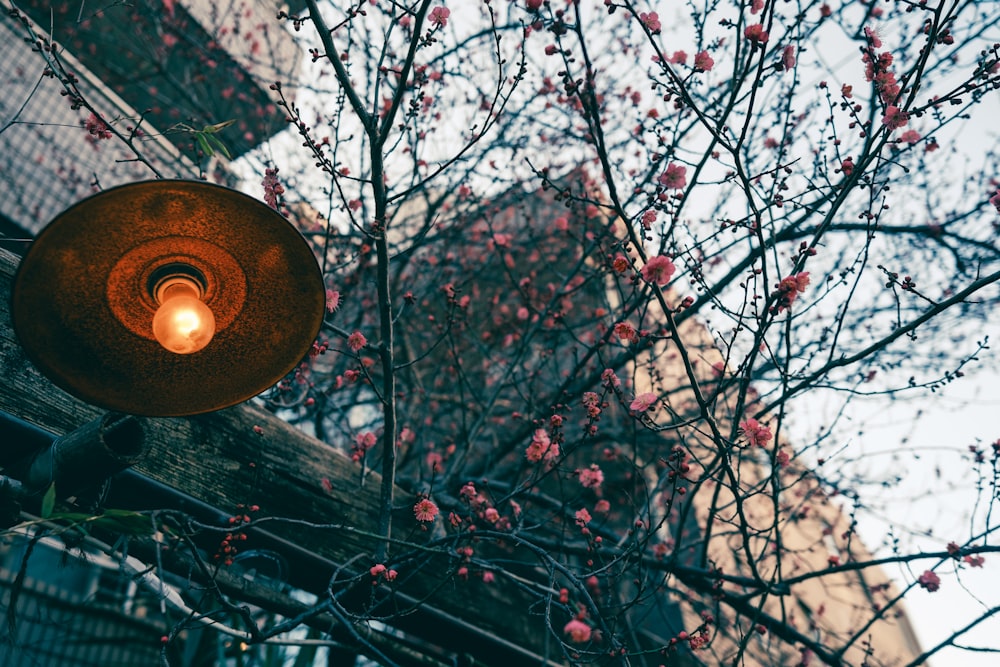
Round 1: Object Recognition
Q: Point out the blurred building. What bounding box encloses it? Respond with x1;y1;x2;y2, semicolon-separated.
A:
0;0;300;238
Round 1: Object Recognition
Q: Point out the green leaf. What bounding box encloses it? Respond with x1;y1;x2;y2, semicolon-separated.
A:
206;133;232;159
90;511;154;536
195;133;213;157
40;482;56;519
202;119;236;133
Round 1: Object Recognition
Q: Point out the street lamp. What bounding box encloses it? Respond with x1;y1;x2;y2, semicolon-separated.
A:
10;180;324;416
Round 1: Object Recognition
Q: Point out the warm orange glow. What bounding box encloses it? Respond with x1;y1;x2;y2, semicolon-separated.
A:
152;278;216;354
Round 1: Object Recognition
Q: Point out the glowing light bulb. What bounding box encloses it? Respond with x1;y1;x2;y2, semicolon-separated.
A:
152;277;216;354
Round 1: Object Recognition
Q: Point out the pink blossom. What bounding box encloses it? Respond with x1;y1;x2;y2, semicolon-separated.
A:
526;0;543;10
750;0;764;13
641;255;676;286
429;6;450;27
898;129;921;144
776;272;810;311
85;113;112;140
781;45;796;70
864;26;882;49
639;12;661;34
630;392;657;413
739;418;772;448
641;209;657;229
347;331;367;352
744;24;769;44
484;507;500;523
658;162;687;189
352;431;377;461
667;50;688;65
964;554;985;568
262;168;284;209
577;464;604;489
601;368;621;388
882;105;909;131
526;428;559;462
614;321;637;344
582;392;602;418
594;499;610;513
563;618;592;643
414;498;439;522
574;508;592;526
917;570;940;592
693;50;714;72
325;289;341;313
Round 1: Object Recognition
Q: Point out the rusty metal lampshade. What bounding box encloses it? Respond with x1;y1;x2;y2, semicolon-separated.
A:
11;180;324;416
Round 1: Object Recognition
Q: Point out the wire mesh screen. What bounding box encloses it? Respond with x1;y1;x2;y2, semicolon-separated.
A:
0;10;195;235
0;537;171;666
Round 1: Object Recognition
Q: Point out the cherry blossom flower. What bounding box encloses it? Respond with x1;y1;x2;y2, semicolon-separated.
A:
563;618;592;643
262;168;284;209
413;498;439;522
744;24;769;44
601;368;621;388
775;272;810;311
667;50;687;65
639;11;661;34
351;431;377;461
614;321;637;344
781;45;796;70
325;289;341;313
429;6;450;27
347;331;367;352
693;50;714;72
917;570;940;592
577;464;604;489
776;449;790;467
594;499;610;513
898;129;921;144
525;428;559;462
739;418;772;447
582;392;602;418
882;105;909;131
658;162;687;189
575;508;592;526
964;554;985;568
85;113;112;140
630;392;657;413
641;255;676;286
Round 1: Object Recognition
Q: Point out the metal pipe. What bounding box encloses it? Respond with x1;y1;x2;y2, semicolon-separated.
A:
3;412;147;497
